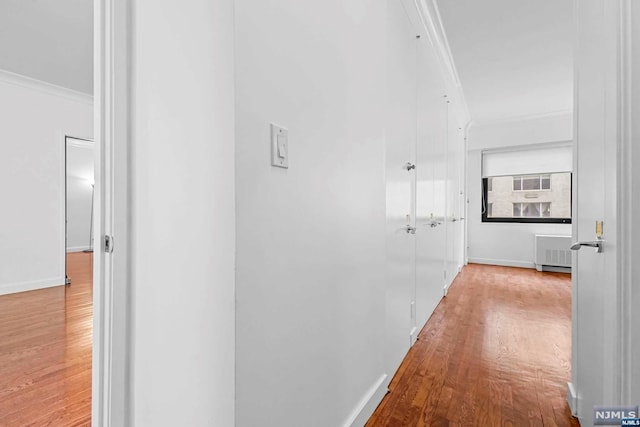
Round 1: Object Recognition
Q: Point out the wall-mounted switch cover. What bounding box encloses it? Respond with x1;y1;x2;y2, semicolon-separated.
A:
271;123;289;168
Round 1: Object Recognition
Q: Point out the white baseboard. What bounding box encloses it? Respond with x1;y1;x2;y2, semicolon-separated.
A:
566;382;577;416
410;326;419;346
539;265;571;274
67;245;91;253
343;374;388;427
468;257;535;269
0;277;65;296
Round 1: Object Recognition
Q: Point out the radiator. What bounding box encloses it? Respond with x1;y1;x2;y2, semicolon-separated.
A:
534;234;572;272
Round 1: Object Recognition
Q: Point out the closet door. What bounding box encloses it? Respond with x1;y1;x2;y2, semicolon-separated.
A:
385;0;417;375
415;38;447;328
445;109;464;290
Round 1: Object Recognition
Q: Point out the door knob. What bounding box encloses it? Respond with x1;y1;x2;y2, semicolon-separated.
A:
425;220;442;228
570;239;604;253
405;162;416;171
405;225;416;234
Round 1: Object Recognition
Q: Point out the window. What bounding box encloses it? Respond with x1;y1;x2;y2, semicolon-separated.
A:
482;172;571;224
512;202;551;218
513;175;551;191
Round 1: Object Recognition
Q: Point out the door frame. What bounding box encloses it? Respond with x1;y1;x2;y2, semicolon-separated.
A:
618;0;634;405
92;0;131;425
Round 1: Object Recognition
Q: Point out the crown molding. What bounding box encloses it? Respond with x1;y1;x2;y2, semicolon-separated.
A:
480;139;573;155
471;110;573;129
0;69;93;105
413;0;472;128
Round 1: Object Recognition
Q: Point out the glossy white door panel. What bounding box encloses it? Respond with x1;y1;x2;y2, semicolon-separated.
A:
572;0;621;421
385;0;417;375
415;36;447;327
445;105;464;290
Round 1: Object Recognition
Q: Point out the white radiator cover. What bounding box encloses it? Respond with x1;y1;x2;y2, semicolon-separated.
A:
534;234;573;271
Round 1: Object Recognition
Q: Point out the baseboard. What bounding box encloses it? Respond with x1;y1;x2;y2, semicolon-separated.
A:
410;326;419;346
0;277;65;296
468;257;535;269
539;265;571;274
343;374;388;427
67;245;92;253
567;382;578;416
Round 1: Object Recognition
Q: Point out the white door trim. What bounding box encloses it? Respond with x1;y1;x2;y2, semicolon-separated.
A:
93;0;131;425
618;0;633;405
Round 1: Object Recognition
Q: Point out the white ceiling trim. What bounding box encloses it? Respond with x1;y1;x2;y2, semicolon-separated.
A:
0;68;93;106
413;0;471;128
467;109;573;150
471;109;573;128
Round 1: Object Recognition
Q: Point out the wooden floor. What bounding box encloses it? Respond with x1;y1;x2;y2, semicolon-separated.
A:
367;264;580;427
0;252;92;427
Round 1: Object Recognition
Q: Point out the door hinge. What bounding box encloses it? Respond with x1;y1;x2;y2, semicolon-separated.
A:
104;235;114;253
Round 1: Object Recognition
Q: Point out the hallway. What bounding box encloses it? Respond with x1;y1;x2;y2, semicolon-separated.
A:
367;264;578;426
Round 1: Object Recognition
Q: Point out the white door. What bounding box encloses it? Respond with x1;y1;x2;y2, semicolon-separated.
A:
385;0;417;375
445;108;463;290
571;0;621;421
415;36;447;327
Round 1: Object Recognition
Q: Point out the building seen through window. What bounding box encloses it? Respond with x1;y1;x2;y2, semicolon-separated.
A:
483;172;571;223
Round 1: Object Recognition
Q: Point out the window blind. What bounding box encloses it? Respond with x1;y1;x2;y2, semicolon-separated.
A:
482;144;573;178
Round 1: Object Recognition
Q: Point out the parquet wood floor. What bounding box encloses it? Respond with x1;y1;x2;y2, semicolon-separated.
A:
367;264;580;427
0;252;92;427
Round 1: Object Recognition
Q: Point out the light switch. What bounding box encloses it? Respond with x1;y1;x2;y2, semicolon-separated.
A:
271;124;289;168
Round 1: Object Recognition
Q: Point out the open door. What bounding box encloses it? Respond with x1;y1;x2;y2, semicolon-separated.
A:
570;0;630;422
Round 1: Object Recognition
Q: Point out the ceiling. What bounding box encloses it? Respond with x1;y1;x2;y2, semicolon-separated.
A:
0;0;572;112
0;0;93;94
435;0;573;124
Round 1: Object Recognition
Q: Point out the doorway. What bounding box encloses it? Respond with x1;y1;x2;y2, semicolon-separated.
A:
0;0;98;423
65;136;95;285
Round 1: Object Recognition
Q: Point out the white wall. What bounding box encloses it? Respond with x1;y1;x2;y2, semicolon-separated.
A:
235;1;468;425
66;177;92;251
234;0;387;425
129;0;236;425
468;111;573;150
0;70;92;295
466;114;573;268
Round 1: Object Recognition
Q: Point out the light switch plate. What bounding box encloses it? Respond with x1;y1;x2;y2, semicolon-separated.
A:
271;123;289;168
